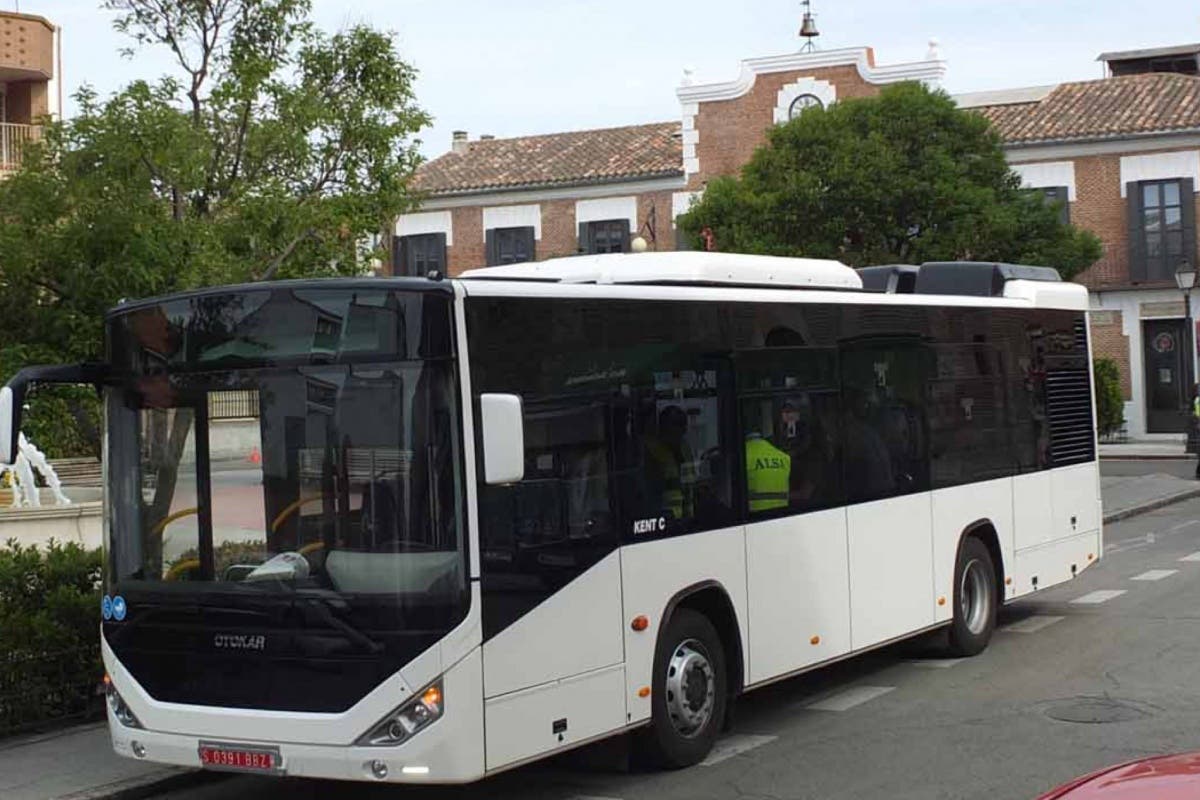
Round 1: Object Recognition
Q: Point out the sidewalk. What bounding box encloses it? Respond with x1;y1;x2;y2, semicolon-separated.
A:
0;723;200;800
1102;471;1200;522
5;469;1200;800
1099;437;1189;460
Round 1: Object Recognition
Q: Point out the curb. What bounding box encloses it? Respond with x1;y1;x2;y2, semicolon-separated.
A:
1100;455;1192;461
55;769;225;800
1102;486;1200;524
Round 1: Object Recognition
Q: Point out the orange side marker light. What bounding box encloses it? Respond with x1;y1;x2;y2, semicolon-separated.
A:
810;635;820;645
937;596;946;606
638;686;651;698
631;615;649;632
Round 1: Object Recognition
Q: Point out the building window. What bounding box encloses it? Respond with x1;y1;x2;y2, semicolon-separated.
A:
486;226;535;266
1130;178;1196;283
579;219;630;254
1036;185;1070;224
393;233;446;277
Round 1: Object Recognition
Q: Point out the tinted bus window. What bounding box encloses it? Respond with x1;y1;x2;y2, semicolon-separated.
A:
736;346;843;516
467;298;736;637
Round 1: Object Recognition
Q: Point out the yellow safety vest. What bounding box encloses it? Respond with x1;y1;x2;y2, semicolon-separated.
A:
746;436;790;512
646;440;694;520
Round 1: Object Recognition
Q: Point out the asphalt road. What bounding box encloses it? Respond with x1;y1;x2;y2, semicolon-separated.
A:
147;497;1200;800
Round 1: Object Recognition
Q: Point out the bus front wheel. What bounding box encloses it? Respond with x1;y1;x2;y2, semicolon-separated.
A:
947;536;998;657
637;608;727;769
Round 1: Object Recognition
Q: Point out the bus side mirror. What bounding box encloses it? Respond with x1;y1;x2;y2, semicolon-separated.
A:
0;384;21;466
0;362;107;466
480;393;525;485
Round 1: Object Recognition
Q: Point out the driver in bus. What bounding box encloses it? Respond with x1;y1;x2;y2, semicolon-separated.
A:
645;405;695;522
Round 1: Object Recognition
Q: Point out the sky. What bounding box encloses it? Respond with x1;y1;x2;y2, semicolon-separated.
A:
16;0;1200;157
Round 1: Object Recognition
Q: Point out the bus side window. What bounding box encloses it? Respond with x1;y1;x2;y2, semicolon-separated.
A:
735;347;843;517
631;367;734;537
839;344;932;502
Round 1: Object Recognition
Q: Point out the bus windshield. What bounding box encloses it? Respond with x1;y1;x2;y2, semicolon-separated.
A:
101;285;468;712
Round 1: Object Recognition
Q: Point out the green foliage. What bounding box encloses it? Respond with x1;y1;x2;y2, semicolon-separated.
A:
0;540;104;734
168;539;268;580
678;82;1102;279
1093;358;1125;436
0;1;430;455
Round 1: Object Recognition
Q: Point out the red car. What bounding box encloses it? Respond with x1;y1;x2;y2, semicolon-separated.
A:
1038;752;1200;798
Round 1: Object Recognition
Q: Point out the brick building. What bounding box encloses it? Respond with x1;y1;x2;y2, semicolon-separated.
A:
962;44;1200;438
395;46;945;276
0;9;61;173
395;40;1200;438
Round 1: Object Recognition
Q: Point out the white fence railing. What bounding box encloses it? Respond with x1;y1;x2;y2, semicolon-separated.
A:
0;123;42;170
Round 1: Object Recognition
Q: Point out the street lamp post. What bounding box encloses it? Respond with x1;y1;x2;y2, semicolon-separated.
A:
1175;260;1197;432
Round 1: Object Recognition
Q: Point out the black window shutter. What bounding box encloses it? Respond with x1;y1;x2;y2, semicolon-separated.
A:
578;222;591;254
392;235;406;276
1052;186;1070;225
521;226;536;262
619;220;632;253
1128;182;1146;283
434;232;447;274
485;229;497;267
1181;178;1197;268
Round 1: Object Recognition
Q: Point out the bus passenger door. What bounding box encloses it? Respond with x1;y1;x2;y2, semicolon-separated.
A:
736;347;853;682
841;340;936;649
478;399;626;772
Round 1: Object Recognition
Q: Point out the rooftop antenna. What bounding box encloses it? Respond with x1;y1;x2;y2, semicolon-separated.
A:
799;0;820;52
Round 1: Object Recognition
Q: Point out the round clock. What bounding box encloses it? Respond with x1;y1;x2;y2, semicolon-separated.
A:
788;93;824;119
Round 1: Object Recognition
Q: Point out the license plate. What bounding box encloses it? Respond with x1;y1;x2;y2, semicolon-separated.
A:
198;741;283;774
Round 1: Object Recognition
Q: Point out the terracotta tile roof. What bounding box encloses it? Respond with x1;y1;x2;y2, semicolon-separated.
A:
414;122;683;195
973;72;1200;144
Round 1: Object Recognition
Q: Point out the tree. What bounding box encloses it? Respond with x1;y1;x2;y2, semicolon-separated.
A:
678;82;1101;279
0;0;430;455
1093;357;1125;437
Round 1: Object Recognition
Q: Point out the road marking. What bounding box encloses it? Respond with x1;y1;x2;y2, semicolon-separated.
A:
805;685;895;712
1131;569;1178;581
1169;520;1200;533
1070;590;1127;605
700;734;777;766
907;658;966;669
1179;551;1200;562
1106;535;1155;555
1000;615;1065;634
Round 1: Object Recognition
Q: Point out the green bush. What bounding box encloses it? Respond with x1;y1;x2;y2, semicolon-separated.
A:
0;540;103;735
1093;358;1125;437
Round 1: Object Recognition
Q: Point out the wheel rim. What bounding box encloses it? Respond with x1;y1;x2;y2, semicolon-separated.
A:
664;638;716;738
960;557;992;635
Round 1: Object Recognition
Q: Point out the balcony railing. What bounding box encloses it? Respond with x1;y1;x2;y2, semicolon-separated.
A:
0;122;43;171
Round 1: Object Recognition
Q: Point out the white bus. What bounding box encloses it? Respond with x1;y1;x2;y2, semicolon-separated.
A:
0;252;1100;783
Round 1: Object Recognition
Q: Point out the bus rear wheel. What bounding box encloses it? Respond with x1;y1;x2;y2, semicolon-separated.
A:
637;608;727;769
947;536;998;657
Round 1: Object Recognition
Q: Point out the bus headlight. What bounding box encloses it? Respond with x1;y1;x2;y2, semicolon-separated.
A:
104;675;142;729
357;680;443;747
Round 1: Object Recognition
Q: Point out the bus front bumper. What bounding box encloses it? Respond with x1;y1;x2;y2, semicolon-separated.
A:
108;722;483;784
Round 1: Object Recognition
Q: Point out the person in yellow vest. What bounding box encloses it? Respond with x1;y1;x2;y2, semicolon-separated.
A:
645;405;695;521
1192;383;1200;479
745;430;791;513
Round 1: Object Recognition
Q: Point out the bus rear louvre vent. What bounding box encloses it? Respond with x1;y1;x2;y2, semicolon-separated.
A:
1046;318;1095;467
